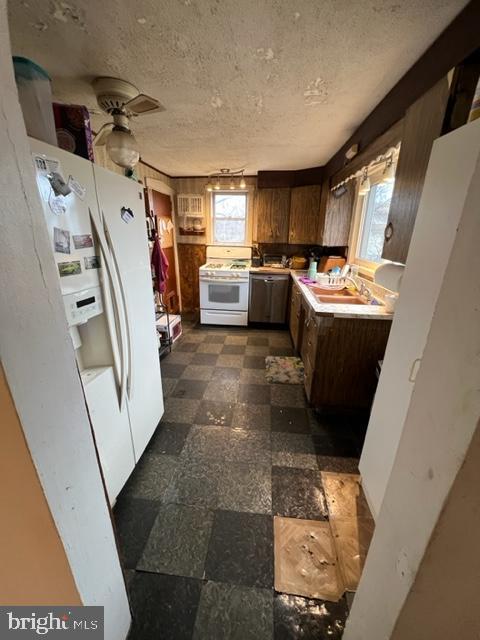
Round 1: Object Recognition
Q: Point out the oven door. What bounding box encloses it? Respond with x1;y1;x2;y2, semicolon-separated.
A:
200;278;249;311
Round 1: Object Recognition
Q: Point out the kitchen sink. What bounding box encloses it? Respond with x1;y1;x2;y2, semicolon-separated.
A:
308;284;383;306
313;289;368;304
316;293;367;305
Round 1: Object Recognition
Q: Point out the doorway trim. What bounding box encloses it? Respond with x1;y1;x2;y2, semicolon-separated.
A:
146;177;182;311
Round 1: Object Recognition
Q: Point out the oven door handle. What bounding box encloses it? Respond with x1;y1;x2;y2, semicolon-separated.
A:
200;278;247;283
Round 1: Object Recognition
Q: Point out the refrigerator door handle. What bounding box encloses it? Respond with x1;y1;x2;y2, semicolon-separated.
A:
102;212;134;403
89;208;128;409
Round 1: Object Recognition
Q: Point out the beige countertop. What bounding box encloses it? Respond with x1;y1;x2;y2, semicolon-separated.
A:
290;271;394;320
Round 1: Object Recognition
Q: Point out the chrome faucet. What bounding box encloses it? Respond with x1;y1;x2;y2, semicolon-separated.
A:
345;276;373;301
359;281;373;301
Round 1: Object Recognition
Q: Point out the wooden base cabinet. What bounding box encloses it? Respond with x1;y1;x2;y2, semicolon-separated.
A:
288;282;305;352
302;313;392;411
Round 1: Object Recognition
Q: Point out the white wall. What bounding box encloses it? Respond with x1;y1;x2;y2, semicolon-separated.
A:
0;6;130;639
344;121;480;638
360;118;480;518
390;420;480;639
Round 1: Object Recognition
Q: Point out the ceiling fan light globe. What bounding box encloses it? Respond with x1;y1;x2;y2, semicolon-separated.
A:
106;129;140;168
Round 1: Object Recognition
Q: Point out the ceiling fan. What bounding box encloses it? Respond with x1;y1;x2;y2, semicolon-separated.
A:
92;77;164;169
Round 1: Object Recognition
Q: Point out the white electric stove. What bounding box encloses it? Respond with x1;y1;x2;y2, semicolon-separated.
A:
199;246;252;325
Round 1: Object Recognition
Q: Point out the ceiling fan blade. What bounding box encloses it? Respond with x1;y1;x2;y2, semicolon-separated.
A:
125;93;165;115
87;106;104;117
94;122;114;146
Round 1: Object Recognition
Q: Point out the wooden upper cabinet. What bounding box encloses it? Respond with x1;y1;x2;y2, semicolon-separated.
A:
317;179;356;246
288;185;321;244
317;120;403;247
382;77;450;263
254;188;290;243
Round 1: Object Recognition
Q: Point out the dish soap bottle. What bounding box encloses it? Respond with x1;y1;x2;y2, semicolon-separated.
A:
308;259;318;280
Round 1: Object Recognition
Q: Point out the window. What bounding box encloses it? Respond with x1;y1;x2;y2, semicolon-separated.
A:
350;162;396;273
212;192;247;244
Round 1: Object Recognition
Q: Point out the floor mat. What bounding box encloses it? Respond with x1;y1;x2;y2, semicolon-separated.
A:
265;356;304;384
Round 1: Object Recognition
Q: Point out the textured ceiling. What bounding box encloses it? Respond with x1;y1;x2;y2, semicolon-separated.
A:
8;0;468;176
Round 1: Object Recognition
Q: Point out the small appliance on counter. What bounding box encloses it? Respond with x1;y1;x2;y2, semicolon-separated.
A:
262;253;288;269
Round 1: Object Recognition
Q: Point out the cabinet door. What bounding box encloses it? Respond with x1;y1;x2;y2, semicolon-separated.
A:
289;185;321;244
382;77;450;263
321;182;356;246
289;283;304;351
301;311;320;366
311;317;390;410
254;188;290;243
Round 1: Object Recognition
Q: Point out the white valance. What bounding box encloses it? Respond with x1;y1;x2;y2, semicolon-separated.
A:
331;144;401;191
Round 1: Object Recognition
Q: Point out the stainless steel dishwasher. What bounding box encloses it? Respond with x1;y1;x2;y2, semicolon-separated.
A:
249;273;290;323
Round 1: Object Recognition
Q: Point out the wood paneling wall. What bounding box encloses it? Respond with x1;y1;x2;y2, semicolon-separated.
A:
173;176;257;246
176;244;206;312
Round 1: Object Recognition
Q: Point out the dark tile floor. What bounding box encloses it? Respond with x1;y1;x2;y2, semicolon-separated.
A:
115;319;367;639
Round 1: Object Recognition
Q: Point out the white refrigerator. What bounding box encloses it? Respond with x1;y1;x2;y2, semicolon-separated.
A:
30;138;164;503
